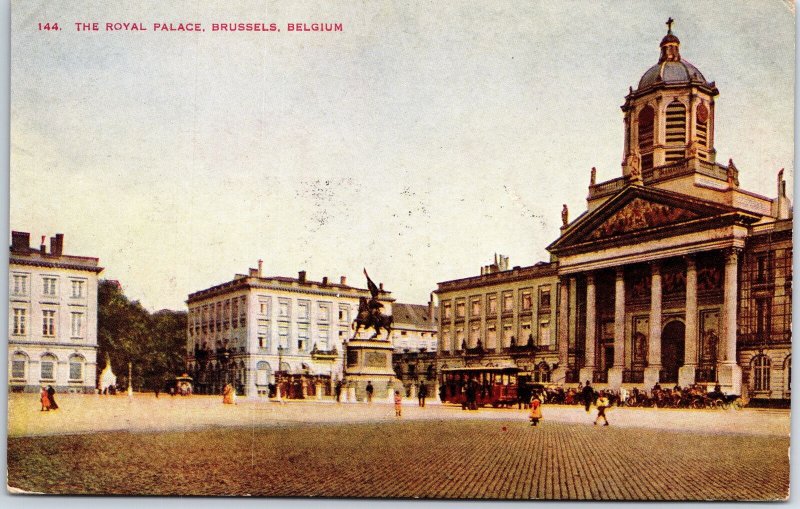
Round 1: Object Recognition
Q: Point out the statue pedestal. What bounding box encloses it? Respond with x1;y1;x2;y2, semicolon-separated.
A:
344;338;397;400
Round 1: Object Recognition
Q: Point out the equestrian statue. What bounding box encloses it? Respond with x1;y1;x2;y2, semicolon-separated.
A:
352;269;393;340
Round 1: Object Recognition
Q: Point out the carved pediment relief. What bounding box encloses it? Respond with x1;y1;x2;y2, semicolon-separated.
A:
588;198;700;240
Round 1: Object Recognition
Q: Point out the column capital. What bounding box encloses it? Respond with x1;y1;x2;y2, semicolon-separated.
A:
585;272;595;285
683;254;697;269
615;266;625;280
724;247;743;264
649;260;661;275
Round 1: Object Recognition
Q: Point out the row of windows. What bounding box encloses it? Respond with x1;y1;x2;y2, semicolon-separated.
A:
275;299;350;323
10;352;86;381
441;286;552;321
189;296;248;334
11;308;84;338
11;274;86;298
441;319;552;350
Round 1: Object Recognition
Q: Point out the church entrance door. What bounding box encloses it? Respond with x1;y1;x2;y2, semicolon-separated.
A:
661;321;685;383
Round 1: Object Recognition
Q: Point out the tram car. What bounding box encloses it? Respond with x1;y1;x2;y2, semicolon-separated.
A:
440;366;520;408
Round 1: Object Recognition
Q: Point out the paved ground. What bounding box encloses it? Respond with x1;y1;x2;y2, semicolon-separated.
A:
6;394;791;500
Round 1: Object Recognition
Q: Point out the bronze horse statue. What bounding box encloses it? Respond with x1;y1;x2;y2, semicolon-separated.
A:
352;296;393;340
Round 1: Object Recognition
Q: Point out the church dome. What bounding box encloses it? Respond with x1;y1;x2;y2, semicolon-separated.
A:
635;21;711;91
637;59;708;89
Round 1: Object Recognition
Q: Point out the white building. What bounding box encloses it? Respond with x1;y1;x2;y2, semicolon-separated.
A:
8;231;103;393
390;301;437;353
186;262;393;397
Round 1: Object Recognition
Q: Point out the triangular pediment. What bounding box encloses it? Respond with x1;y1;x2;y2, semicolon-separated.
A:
548;185;750;254
588;197;700;240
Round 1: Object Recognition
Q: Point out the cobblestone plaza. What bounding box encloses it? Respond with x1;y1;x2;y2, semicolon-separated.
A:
6;394;789;500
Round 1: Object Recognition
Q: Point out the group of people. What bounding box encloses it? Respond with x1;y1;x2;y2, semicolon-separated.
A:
528;381;611;427
39;385;58;411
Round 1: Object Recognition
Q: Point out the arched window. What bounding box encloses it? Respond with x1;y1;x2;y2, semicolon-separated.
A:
752;355;771;392
68;354;85;381
637;106;655;170
40;353;58;381
535;362;551;383
695;102;709;153
665;100;687;163
256;361;272;386
11;352;29;380
784;355;791;395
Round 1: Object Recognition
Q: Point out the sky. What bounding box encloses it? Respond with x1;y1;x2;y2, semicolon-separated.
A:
8;0;796;311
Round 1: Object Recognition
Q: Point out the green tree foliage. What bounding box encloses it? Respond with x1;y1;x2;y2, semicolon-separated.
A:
97;280;186;391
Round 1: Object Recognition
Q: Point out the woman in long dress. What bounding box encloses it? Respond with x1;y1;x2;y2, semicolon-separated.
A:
40;386;51;411
222;383;235;404
47;385;58;410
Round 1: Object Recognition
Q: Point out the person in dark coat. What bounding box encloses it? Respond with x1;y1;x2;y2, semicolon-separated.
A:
47;385;58;410
581;380;594;413
418;382;428;407
334;380;343;402
366;381;374;403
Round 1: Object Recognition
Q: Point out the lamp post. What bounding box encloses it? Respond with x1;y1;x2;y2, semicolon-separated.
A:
277;345;284;400
127;361;133;397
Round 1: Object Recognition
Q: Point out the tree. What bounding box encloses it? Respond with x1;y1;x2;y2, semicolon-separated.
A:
97;280;186;391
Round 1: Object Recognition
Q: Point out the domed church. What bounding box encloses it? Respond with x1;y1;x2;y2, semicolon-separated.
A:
546;19;791;401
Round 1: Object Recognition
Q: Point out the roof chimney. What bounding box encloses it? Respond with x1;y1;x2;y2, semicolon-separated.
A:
379;282;384;291
340;275;347;285
248;268;258;277
40;235;46;254
322;276;329;285
50;233;64;256
298;270;307;283
257;259;263;277
428;294;435;322
11;231;30;251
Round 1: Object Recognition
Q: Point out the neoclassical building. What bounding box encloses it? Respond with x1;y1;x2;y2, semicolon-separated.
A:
435;255;561;383
8;231;103;393
435;24;792;402
186;263;393;397
547;24;791;397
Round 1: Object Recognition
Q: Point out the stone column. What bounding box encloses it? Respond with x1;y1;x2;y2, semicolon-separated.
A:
608;267;626;389
644;262;662;389
679;256;698;388
579;273;597;385
553;277;570;383
718;248;742;394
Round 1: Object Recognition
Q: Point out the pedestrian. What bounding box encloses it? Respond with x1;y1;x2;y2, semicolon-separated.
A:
394;390;402;417
154;387;160;398
529;397;543;427
418;382;427;407
366;381;374;403
619;387;629;407
594;392;610;426
334;379;342;402
47;385;59;410
222;383;235;404
40;386;51;411
581;380;594;413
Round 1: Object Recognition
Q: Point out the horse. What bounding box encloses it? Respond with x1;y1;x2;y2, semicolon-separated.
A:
352;296;393;340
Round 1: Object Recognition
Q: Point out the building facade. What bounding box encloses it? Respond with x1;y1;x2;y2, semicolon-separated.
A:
8;231;103;393
390;301;438;396
435;255;561;383
186;263;393;397
435;25;792;402
547;25;792;398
